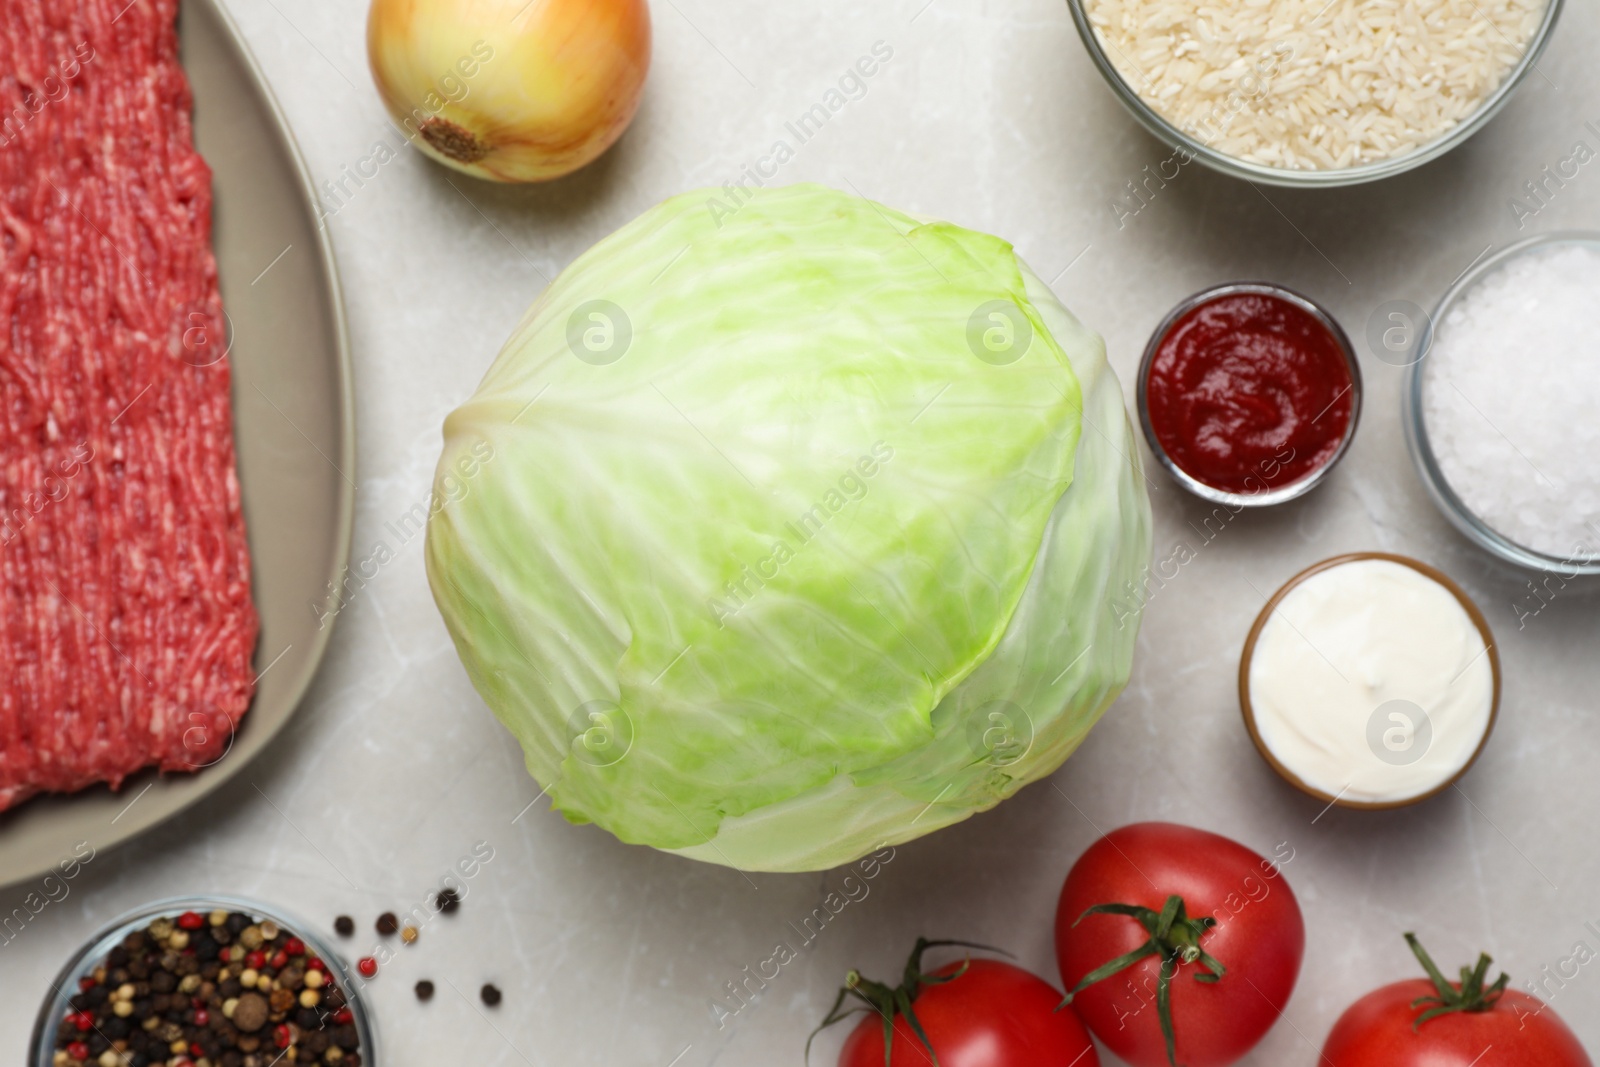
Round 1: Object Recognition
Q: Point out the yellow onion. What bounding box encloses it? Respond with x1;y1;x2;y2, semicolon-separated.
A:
367;0;651;182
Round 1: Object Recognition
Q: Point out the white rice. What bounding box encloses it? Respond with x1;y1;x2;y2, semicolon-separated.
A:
1085;0;1549;170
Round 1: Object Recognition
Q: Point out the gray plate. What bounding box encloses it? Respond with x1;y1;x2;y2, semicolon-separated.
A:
0;0;354;890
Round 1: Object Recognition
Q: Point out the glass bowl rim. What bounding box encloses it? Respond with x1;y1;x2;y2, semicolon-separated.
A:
1403;230;1600;575
1064;0;1569;188
28;893;379;1067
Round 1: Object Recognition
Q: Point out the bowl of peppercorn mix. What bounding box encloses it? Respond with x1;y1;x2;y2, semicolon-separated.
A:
30;897;375;1067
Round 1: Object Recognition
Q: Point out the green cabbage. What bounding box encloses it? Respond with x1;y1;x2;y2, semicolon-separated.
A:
426;184;1151;872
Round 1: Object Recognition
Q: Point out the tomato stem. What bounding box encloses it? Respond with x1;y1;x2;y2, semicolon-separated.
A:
806;938;1010;1067
1058;894;1224;1067
1404;933;1511;1028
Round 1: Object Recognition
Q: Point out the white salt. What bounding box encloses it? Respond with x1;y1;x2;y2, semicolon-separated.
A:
1423;243;1600;560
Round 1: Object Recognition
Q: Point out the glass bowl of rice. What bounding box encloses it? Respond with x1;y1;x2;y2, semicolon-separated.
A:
1067;0;1566;188
1403;231;1600;576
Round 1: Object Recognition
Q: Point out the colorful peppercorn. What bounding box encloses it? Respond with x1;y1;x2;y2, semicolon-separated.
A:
356;956;378;979
54;910;364;1067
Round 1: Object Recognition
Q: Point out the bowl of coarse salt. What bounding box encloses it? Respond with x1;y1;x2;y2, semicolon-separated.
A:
1067;0;1566;187
1405;232;1600;575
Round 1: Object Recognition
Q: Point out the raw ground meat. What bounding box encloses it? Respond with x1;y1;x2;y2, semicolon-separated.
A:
0;0;257;811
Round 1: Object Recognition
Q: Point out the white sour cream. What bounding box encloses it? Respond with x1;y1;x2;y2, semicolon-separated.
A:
1246;558;1495;805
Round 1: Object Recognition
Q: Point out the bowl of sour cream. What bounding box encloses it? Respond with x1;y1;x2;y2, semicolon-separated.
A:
1238;553;1500;810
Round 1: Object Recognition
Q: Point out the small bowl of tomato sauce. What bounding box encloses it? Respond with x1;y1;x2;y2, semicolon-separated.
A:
1137;283;1362;507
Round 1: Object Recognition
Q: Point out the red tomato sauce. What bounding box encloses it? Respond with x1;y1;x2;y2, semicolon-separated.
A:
1144;290;1354;495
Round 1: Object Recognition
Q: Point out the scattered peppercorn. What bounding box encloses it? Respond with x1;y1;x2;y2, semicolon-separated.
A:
480;983;502;1007
334;915;355;937
414;980;435;1002
53;910;363;1067
436;888;461;914
375;912;399;936
401;925;419;945
356;956;378;979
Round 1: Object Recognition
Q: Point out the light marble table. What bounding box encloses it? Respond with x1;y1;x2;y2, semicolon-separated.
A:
6;1;1600;1064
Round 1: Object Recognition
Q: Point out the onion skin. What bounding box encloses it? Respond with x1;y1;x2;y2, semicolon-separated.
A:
367;0;651;183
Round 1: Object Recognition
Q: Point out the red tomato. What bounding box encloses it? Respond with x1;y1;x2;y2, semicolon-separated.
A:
1323;938;1592;1067
826;948;1099;1067
1054;823;1304;1067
